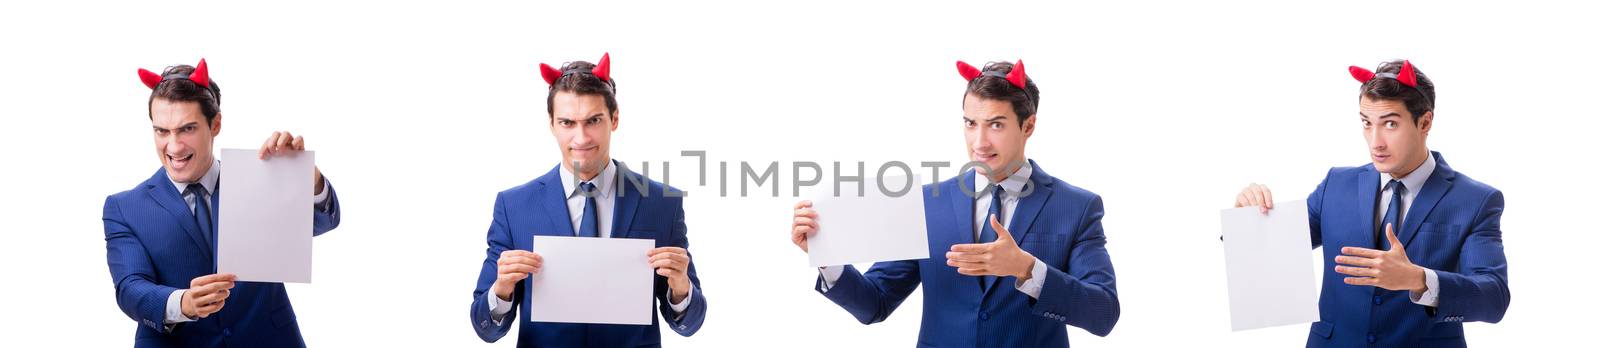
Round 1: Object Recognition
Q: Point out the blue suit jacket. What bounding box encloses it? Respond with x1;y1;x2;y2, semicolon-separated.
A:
818;161;1120;347
1304;152;1509;347
103;167;342;348
469;164;708;347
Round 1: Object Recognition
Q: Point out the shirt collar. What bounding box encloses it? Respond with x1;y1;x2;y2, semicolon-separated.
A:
560;159;617;200
168;159;221;196
1379;151;1435;193
974;159;1033;195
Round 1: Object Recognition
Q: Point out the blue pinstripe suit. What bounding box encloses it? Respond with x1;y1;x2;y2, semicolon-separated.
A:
102;167;341;347
818;161;1120;347
1304;152;1509;347
468;164;707;347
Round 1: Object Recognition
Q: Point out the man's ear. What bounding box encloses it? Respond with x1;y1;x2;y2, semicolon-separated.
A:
1417;111;1433;135
1021;115;1037;138
610;110;620;131
210;114;223;137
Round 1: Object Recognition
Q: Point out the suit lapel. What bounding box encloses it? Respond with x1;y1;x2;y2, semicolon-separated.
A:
1357;167;1380;248
143;169;213;261
611;165;643;239
535;166;577;243
1401;153;1455;247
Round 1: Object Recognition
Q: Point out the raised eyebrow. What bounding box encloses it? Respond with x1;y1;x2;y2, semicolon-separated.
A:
1359;112;1402;120
984;115;1009;122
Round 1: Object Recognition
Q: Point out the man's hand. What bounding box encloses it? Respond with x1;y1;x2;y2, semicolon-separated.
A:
1234;183;1275;214
1334;223;1427;292
946;215;1037;281
180;273;236;319
258;131;324;194
648;247;693;303
492;250;542;301
791;200;817;253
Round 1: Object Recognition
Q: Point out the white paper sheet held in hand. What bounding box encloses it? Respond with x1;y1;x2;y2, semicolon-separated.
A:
807;175;929;268
217;148;315;283
528;236;654;325
1219;200;1320;331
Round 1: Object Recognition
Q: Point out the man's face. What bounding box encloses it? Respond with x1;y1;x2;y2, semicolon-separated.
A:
549;91;617;178
150;98;220;183
1360;96;1432;177
962;93;1034;180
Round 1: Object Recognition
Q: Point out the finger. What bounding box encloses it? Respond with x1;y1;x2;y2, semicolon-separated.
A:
1334;255;1378;267
1261;185;1274;210
259;133;280;159
950;243;990;253
794;200;812;210
1334;265;1375;277
292;136;306;151
191;273;237;287
647;247;686;256
499;264;537;275
955;267;990;276
1343;277;1378;286
1385;223;1403;251
990;215;1013;241
276;131;295;149
793;225;814;236
794;216;815;227
1340;246;1384;258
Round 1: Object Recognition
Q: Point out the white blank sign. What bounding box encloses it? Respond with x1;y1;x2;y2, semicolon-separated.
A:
528;236;655;325
217;149;315;283
807;175;929;268
1219;200;1320;331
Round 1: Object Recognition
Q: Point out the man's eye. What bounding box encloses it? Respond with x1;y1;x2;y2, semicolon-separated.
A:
1385;121;1397;129
989;122;1003;129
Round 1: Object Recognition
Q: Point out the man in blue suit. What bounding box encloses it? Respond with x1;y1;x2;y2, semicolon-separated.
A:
103;59;342;347
1234;60;1510;347
790;59;1120;347
468;54;707;347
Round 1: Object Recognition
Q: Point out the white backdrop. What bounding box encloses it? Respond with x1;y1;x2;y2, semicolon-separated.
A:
2;1;1595;346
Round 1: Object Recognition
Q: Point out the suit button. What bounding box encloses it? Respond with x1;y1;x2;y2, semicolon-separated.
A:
223;328;233;337
1373;296;1382;305
979;312;990;321
1367;333;1376;343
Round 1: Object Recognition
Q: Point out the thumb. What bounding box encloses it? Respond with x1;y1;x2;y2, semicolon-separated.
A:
990;214;1013;241
1385;223;1404;251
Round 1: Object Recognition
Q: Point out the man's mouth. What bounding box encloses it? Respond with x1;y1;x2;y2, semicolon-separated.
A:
973;151;999;161
1372;153;1390;162
167;153;194;168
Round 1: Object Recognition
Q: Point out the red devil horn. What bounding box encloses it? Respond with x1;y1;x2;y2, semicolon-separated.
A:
1005;60;1027;89
592;53;611;82
1397;60;1418;87
189;59;210;88
540;63;563;85
1349;66;1376;83
138;68;163;89
956;61;983;81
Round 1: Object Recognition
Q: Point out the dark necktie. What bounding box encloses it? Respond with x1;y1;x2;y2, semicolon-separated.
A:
978;185;1005;288
577;182;599;238
1378;180;1405;249
185;183;215;251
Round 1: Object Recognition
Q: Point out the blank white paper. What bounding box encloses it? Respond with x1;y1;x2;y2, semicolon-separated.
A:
807;175;930;268
1219;200;1320;331
528;236;655;325
217;149;315;283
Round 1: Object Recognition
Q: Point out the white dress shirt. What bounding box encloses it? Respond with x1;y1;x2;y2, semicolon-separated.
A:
820;160;1049;299
488;160;691;323
164;160;333;327
1377;152;1441;307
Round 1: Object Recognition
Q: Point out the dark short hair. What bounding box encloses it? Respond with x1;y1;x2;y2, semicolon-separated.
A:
545;61;618;119
1360;60;1435;122
147;65;222;124
962;61;1040;124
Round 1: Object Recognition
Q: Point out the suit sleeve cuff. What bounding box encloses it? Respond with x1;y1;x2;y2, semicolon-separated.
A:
164;289;194;327
668;285;693;313
312;178;332;207
1014;258;1048;299
487;292;513;325
818;265;844;293
1409;268;1440;307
